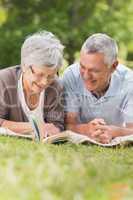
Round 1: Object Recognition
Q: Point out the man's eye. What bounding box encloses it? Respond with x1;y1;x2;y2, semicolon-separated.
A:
93;70;101;73
81;66;85;70
48;75;54;80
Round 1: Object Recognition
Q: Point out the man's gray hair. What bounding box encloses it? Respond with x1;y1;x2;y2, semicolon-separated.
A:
81;33;118;66
21;31;64;69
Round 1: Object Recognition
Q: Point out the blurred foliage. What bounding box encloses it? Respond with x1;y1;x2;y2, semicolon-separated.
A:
0;0;133;68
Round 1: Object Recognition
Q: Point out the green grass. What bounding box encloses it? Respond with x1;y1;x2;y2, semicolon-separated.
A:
0;136;133;200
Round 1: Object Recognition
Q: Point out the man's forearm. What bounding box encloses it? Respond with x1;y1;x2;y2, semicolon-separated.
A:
67;123;133;138
1;119;32;134
66;123;90;136
112;126;133;138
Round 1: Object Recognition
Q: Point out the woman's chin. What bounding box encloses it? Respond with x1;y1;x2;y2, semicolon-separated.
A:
31;83;45;94
32;86;42;94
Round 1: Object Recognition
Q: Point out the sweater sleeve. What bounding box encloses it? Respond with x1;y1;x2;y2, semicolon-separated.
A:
43;80;64;131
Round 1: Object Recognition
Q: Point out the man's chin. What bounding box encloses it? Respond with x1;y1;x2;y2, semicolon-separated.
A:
85;84;96;92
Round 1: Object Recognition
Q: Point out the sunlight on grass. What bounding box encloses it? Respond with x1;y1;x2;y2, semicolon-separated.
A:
0;136;133;200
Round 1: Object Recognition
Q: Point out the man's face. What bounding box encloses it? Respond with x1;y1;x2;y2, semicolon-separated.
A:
80;51;115;94
23;65;57;94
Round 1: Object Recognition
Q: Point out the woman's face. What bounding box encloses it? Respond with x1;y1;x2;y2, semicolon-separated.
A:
23;65;57;94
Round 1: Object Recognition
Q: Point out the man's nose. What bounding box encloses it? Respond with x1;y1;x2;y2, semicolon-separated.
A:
83;71;93;80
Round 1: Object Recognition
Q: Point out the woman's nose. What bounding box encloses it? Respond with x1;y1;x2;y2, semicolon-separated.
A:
40;77;48;87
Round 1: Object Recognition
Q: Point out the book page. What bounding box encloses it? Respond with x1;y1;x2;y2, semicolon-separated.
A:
68;131;133;147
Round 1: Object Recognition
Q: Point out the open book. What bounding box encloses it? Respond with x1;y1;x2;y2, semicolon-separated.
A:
42;131;133;147
0;116;133;147
29;115;133;147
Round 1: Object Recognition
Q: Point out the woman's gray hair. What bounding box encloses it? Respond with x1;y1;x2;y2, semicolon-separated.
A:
21;31;64;69
81;33;118;66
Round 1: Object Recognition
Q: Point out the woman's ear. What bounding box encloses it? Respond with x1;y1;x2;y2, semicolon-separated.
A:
21;64;27;73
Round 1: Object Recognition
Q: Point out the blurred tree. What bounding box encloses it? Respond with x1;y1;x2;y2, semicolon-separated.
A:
0;0;132;68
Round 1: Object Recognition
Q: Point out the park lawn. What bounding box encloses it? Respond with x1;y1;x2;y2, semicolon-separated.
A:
0;136;133;200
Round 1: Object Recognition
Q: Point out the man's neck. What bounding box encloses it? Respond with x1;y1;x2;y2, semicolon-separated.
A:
92;80;110;99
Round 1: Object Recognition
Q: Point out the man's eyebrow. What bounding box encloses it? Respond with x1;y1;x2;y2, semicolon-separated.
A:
80;62;85;68
79;62;100;72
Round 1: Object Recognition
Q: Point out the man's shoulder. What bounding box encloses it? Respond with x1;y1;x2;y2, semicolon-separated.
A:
116;64;133;92
62;63;81;86
63;63;80;75
117;64;133;81
116;64;133;77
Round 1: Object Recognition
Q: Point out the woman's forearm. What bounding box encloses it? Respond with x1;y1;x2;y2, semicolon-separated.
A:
1;119;32;134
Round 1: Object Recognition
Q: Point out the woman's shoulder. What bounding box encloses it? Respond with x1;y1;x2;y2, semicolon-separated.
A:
0;65;21;84
45;77;63;99
47;77;63;90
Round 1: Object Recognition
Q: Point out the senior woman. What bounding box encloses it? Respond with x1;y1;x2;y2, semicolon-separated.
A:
0;31;64;137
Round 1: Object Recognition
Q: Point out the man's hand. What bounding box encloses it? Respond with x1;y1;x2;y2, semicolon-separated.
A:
88;118;106;126
94;125;118;143
87;118;106;139
65;112;107;141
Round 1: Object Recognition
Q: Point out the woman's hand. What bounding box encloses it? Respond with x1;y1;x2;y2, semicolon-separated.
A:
39;122;60;138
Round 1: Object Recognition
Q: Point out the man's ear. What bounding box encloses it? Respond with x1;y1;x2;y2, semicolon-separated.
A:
111;60;119;72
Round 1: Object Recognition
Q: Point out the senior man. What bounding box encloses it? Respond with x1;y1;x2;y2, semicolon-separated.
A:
0;31;64;137
62;33;133;143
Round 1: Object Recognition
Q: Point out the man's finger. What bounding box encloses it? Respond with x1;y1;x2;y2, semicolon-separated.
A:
91;129;103;137
98;133;111;144
91;118;106;125
95;124;108;130
96;118;106;124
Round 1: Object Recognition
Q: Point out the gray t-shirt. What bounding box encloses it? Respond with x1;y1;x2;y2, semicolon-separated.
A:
62;63;133;126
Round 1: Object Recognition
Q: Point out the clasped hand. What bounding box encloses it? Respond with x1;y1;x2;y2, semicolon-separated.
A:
88;119;117;143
